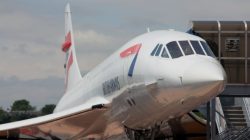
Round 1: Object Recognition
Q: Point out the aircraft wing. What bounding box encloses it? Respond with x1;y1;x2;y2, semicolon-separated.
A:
0;97;110;140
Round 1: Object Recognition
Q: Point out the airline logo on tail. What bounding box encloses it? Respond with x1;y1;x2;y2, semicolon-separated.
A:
120;44;141;77
61;31;74;90
61;3;82;92
62;32;72;52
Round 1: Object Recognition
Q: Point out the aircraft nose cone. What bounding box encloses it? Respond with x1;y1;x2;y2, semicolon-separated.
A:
182;61;226;85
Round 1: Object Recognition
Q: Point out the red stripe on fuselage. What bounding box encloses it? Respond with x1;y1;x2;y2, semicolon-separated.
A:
120;43;141;58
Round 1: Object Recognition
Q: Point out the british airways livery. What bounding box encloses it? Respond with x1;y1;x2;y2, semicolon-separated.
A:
0;3;226;140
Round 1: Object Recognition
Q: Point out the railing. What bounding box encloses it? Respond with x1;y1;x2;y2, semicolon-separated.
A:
215;110;250;140
243;98;250;126
215;97;227;133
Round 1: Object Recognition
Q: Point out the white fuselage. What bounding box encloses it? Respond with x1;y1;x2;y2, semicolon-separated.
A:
54;30;226;129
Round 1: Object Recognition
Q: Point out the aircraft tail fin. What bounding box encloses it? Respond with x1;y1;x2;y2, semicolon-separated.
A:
61;3;82;92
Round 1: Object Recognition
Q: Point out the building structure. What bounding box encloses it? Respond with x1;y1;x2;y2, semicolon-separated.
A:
190;21;250;139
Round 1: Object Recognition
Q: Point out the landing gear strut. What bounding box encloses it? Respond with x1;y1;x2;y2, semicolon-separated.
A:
124;125;160;140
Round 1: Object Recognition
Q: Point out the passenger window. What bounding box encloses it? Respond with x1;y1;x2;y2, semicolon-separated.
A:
190;41;205;55
161;48;169;58
179;41;194;55
166;41;183;58
155;44;163;56
151;44;159;56
200;41;215;57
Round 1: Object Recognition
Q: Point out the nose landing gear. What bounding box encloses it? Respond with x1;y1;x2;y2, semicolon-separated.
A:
124;125;161;140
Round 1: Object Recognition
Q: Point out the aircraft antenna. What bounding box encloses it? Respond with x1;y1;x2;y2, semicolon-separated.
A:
147;27;150;33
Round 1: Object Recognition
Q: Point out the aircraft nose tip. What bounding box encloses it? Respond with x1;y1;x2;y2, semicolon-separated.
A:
183;61;226;85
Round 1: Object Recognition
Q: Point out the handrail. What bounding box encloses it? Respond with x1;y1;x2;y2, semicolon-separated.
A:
215;97;227;133
243;98;250;126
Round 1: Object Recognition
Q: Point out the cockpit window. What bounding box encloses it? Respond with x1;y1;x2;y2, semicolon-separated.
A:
155;44;163;56
178;41;194;55
151;44;159;56
150;40;215;59
190;40;205;55
200;41;215;57
166;41;183;58
161;48;169;58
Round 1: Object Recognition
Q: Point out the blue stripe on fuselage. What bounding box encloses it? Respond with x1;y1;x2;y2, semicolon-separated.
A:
128;53;139;77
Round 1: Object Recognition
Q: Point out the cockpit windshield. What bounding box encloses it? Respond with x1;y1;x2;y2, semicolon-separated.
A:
155;44;163;56
190;41;205;55
178;41;194;56
200;41;215;57
150;40;215;59
166;41;183;58
161;48;169;58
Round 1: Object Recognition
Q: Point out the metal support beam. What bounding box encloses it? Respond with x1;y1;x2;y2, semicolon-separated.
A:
217;21;221;61
219;85;250;97
206;102;211;140
244;21;248;84
211;98;216;140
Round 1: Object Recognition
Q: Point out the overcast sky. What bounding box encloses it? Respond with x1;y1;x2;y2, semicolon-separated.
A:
0;0;250;109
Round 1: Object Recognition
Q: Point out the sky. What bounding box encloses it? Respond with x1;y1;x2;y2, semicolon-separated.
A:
0;0;250;109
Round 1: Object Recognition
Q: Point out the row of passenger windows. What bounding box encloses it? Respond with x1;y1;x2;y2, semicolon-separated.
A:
151;40;214;59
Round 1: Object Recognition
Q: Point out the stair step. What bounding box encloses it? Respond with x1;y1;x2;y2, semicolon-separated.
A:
224;110;244;114
224;108;243;111
231;122;247;127
231;126;247;130
225;114;245;118
223;106;243;110
223;105;248;131
228;118;246;122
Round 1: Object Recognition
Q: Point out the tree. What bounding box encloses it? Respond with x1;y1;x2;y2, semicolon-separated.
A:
0;107;10;124
11;99;35;112
0;107;5;115
41;104;56;115
9;100;39;122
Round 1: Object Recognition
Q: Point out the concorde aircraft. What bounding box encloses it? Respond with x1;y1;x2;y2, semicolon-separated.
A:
0;3;226;140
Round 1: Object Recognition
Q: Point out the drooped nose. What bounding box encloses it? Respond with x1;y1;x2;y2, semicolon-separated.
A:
182;61;226;85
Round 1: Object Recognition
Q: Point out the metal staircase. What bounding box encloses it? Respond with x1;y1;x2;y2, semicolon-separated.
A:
223;106;247;129
216;105;250;140
218;127;250;140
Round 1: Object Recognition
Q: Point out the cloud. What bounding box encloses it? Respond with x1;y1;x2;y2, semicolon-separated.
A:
0;39;64;80
71;29;128;73
75;30;114;49
1;0;250;109
0;7;65;80
0;76;64;110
